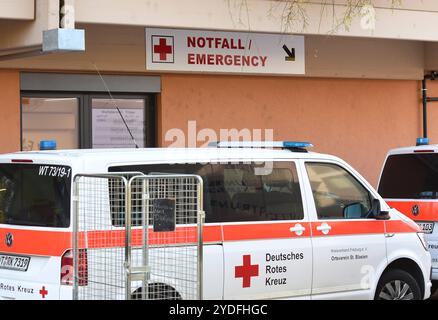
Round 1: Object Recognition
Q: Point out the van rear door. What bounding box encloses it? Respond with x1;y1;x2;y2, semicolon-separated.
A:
0;163;72;300
378;153;438;271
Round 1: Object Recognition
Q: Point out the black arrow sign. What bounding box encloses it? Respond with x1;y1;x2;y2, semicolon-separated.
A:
282;45;295;62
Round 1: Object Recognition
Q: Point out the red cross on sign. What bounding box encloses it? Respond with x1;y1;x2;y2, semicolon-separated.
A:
39;286;48;298
235;255;259;288
152;36;174;63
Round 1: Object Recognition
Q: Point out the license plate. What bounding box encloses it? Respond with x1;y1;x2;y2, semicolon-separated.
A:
417;222;435;234
0;254;30;272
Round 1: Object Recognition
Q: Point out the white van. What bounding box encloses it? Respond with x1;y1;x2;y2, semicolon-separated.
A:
0;141;432;300
378;139;438;293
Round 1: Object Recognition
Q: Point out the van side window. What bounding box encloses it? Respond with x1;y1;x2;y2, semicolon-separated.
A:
109;161;304;224
305;162;371;220
208;163;303;222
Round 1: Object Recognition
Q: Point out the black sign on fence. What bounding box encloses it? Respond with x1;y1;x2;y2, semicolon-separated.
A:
152;198;176;232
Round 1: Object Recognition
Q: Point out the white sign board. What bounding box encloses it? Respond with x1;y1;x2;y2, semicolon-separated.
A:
92;108;144;148
145;28;305;75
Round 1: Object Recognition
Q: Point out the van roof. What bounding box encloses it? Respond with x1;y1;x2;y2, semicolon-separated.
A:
387;144;438;156
0;147;339;164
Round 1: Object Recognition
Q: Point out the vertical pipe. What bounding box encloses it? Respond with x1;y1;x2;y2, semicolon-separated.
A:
196;176;204;300
72;177;79;300
125;177;131;300
423;78;428;138
143;178;150;300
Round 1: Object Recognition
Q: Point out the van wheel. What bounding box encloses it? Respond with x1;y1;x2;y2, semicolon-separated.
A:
375;269;421;300
431;281;438;297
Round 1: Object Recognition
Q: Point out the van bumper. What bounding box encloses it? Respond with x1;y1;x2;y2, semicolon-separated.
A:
432;267;438;281
425;278;433;300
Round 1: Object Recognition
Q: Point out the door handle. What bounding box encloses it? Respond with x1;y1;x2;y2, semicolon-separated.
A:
290;224;306;236
316;222;332;235
385;233;395;238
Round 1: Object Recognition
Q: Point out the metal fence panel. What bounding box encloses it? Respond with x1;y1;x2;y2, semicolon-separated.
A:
128;175;204;300
73;174;129;300
73;173;204;300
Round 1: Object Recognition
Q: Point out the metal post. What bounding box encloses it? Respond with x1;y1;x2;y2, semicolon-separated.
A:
125;179;132;300
422;78;428;138
142;178;150;300
196;177;204;300
72;178;80;300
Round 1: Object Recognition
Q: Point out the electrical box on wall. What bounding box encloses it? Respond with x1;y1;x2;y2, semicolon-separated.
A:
42;28;85;53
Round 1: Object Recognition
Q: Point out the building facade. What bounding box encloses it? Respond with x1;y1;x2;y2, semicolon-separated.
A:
1;0;438;186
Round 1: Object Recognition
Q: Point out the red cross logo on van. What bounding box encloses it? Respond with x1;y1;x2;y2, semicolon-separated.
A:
235;255;259;288
152;36;174;63
39;286;48;298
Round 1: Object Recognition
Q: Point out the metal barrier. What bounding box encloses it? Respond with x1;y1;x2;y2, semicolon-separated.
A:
72;173;204;300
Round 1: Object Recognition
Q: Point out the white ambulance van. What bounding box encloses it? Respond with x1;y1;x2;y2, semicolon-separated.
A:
378;138;438;293
0;140;432;300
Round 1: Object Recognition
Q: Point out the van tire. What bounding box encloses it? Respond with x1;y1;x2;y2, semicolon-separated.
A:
375;269;421;300
131;283;182;300
431;281;438;298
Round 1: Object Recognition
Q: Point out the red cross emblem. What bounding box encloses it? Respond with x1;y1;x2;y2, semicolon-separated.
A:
235;255;259;288
152;36;174;63
39;286;48;298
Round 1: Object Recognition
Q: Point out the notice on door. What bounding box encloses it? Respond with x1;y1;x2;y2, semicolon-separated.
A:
145;27;305;75
92;108;144;148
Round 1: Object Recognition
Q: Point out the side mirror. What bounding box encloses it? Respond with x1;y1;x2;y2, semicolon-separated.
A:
371;198;390;220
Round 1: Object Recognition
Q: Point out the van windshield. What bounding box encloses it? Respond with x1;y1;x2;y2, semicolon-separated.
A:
378;153;438;199
0;164;71;227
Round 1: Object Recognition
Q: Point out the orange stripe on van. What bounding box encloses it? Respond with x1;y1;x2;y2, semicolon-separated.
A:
311;220;385;237
387;200;438;222
222;222;311;241
0;226;221;255
385;219;421;233
0;220;419;255
0;228;71;256
78;225;223;249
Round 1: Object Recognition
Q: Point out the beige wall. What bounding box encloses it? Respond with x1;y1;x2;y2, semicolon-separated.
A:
0;0;436;76
425;42;438;71
0;25;426;80
73;0;438;42
160;74;433;187
0;0;34;20
0;0;58;53
0;70;21;153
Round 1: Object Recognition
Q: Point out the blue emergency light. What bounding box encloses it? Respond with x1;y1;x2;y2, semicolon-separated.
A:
39;140;57;150
416;137;429;146
209;141;313;151
282;141;313;149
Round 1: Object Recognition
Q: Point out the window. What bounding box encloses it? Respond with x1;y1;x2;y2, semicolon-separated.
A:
109;161;304;224
21;97;79;151
91;98;146;148
378;153;438;199
306;162;371;220
20;73;159;150
0;164;71;227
